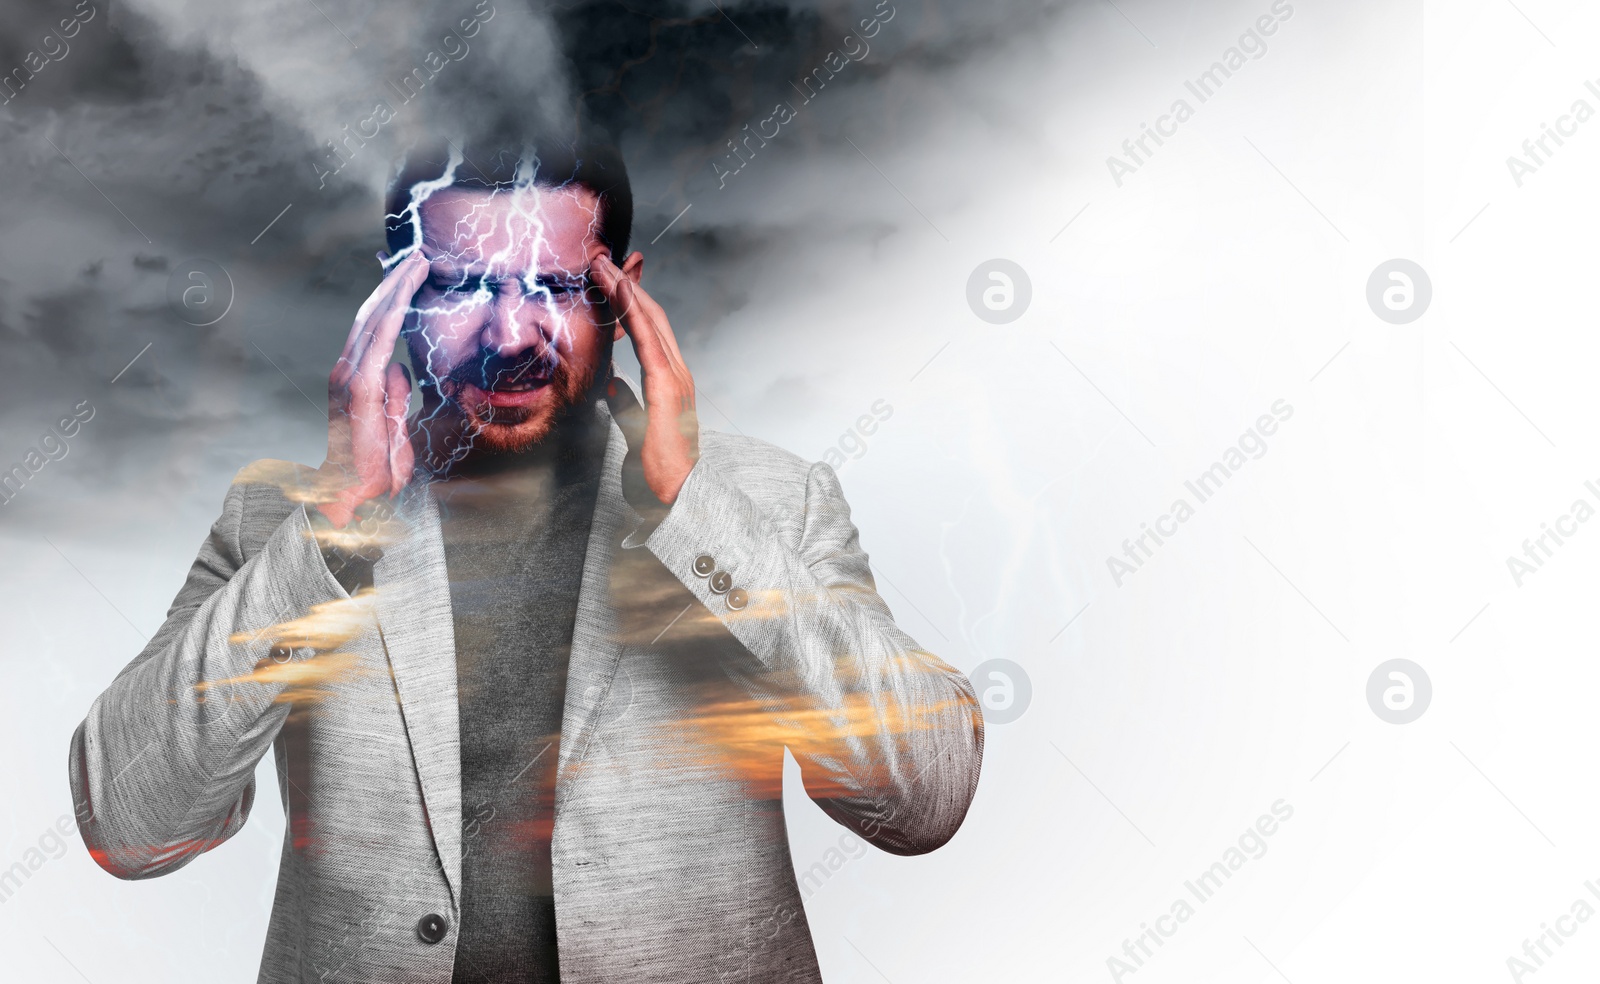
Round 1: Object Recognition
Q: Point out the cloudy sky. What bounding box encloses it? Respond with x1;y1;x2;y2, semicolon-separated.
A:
0;0;1055;513
12;0;1600;981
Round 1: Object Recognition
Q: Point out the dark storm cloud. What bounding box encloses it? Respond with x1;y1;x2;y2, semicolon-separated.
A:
0;0;1073;524
556;0;1070;203
0;0;362;520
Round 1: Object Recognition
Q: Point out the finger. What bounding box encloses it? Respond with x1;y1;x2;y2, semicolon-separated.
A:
345;251;427;373
350;250;428;368
642;299;689;382
341;252;425;364
599;255;691;378
335;251;427;388
592;256;675;375
384;362;413;495
588;253;636;327
351;251;430;383
602;259;677;355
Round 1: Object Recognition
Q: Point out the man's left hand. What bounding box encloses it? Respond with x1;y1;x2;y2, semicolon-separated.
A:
590;252;699;505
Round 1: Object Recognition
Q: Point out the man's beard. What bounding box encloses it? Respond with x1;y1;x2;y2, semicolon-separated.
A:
439;343;605;457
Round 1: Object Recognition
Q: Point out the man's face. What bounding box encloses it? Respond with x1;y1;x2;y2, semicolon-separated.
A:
403;183;622;456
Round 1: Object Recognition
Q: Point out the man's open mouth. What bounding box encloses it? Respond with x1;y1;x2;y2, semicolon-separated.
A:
485;377;549;392
455;374;555;412
444;354;562;410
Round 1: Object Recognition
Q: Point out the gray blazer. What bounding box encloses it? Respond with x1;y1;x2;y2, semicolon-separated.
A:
68;392;984;983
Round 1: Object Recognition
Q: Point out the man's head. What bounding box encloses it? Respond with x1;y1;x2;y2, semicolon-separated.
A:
384;135;638;461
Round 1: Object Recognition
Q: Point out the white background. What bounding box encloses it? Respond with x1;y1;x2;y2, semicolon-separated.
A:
6;0;1600;981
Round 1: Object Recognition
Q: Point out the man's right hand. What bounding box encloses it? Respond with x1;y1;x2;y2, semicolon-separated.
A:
314;250;430;529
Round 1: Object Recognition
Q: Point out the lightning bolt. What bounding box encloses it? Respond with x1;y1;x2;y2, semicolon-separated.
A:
380;144;609;472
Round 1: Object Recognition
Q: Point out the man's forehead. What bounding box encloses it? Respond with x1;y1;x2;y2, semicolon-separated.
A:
416;183;601;268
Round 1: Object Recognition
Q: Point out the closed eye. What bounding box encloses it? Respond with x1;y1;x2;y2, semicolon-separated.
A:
538;277;585;295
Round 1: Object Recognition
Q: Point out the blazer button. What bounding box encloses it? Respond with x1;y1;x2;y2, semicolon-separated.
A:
727;587;748;611
693;554;716;577
416;913;449;944
709;571;732;594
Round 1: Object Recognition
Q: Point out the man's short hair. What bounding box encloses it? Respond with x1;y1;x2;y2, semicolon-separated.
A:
385;129;633;261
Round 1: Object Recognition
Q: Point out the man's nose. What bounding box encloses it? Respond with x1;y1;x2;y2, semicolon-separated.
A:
479;290;553;356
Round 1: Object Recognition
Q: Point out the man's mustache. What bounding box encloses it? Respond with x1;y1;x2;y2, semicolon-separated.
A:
445;349;564;391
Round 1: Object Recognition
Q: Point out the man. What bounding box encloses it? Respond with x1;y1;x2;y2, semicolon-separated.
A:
68;133;983;983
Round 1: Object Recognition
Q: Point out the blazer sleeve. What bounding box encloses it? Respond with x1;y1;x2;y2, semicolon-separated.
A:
645;454;984;855
67;476;347;879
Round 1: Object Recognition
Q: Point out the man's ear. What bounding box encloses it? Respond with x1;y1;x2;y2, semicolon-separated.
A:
620;250;644;284
613;251;644;341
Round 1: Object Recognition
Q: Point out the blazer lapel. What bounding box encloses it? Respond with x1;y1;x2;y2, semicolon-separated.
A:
556;389;642;798
372;484;464;910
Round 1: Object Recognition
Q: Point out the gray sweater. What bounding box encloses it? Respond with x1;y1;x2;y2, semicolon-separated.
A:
433;419;605;984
